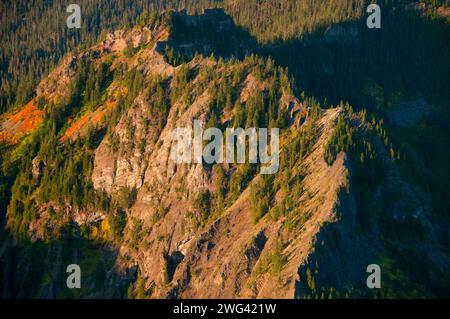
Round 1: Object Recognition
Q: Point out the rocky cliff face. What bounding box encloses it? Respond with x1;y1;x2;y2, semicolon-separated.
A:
1;9;448;299
30;16;356;297
100;105;351;298
84;40;370;297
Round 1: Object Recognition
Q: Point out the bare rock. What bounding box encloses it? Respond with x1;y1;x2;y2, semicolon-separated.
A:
32;156;44;181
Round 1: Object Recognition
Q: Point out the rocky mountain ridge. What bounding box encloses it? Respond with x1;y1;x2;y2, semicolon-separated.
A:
1;8;449;299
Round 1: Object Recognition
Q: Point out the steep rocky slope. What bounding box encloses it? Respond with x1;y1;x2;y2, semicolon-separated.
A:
1;10;449;299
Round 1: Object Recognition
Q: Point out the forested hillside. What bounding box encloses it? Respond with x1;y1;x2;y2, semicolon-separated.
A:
1;0;448;112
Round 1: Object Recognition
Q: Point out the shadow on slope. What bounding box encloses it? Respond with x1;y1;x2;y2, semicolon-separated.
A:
0;222;134;298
